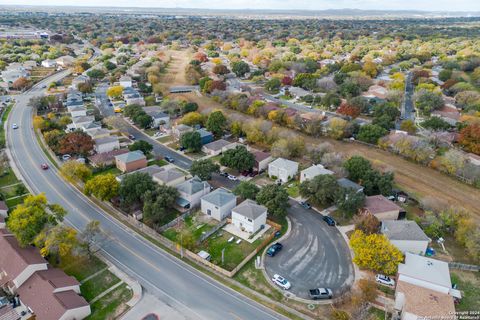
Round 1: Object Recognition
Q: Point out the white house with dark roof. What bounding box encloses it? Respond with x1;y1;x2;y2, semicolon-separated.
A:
176;177;211;209
381;220;430;255
152;167;186;187
94;136;120;154
142;106;170;128
268;158;299;184
201;188;237;221
300;164;334;183
231;200;267;234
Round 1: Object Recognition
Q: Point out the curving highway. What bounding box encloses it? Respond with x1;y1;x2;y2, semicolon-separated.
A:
6;73;287;320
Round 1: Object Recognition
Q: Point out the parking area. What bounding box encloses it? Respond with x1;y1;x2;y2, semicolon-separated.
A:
264;200;354;300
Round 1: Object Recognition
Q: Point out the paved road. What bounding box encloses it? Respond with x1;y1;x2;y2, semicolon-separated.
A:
95;82;115;117
264;200;353;300
401;72;415;121
7;74;288;320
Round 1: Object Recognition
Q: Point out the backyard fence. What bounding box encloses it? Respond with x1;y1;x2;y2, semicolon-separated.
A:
197;219;228;244
157;209;194;233
448;262;480;272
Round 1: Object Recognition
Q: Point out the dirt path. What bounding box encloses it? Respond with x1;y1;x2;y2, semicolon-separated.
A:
159;49;480;219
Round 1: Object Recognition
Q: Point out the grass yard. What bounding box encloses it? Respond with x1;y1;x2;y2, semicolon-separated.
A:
157;135;173;143
148;159;168;167
0;168;20;188
368;307;391;320
162;213;217;243
451;270;480;312
92;166;122;177
81;270;121;301
0;103;13;148
330;209;354;226
61;255;107;282
86;283;132;320
286;181;300;198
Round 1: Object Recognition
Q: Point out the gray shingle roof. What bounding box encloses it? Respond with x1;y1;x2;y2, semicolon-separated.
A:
201;188;236;207
176;176;210;195
232;199;267;220
202;139;232;151
337;178;363;191
382;220;430;241
115;150;146;163
153;168;185;183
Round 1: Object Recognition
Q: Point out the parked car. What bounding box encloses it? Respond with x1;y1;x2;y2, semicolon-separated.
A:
61;154;71;161
12;123;18;129
266;243;283;257
227;175;237;181
249;171;258;177
274;231;282;238
128;134;135;140
272;274;291;290
164;156;175;163
375;274;395;287
220;172;229;178
40;163;49;170
309;288;333;300
300;201;311;209
322;216;336;226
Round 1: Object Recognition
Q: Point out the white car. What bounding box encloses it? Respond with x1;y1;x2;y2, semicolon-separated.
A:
272;274;291;290
375;274;395;286
62;154;72;161
12;123;18;129
227;174;237;181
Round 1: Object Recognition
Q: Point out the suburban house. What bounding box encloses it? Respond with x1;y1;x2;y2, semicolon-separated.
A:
231;200;267;234
85;127;110;140
337;178;364;193
201;188;237;221
0;228;90;320
152;167;186;187
268;158;299;184
196;128;214;145
142;106;170;128
362;195;402;221
172;124;193;139
69;115;95;131
176;177;211;209
300;164;334;183
88;149;129;167
431;104;461;126
361;84;388;102
67;105;87;118
119;75;133;88
123;87;145;106
394;253;459;320
381;220;430;255
41;59;57;68
55;55;75;68
253;151;273;172
94;136;120;154
116;165;164;182
201;139;237;156
115;150;147;173
0;201;7;218
467;153;480;167
71;75;90;88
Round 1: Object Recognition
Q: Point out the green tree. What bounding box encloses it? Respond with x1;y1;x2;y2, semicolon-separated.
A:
181;112;204;126
421;117;451;131
206;110;227;138
84;174;119;201
233;181;260;200
400;119;417;134
220;145;255;172
86;69;105;79
357;124;388;144
119;172;157;207
190;159;220;180
415;90;443;116
299;174;339;206
335;188;365;218
7;194;66;246
60;161;92;183
143;185;179;225
256;184;290;218
231;61;250;77
180;131;202;152
344;156;372;182
183;102;198;114
265;78;281;93
34;225;80;260
129;140;153;155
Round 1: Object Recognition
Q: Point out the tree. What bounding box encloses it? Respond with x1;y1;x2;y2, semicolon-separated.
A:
415;90;443;116
357;124;388;144
339;81;361;98
344;156;372;182
133;112;153;129
129;140;153;155
358;279;378;303
256;184;290;218
180;131;202;152
362;61;378;78
119;172;157;207
106;85;123;99
34;225;80;259
337;103;361;118
7;194;66;246
183;102;198;114
86;69;105;79
421;117;451;131
79;220;101;256
265;78;281;93
459;123;480;155
335;188;365;218
181;112;204;126
190;159;220;180
233;181;260;200
220;145;255;172
213;64;229;75
349;230;403;275
206;110;227;138
299;174;339;206
84;174;119;201
12;77;30;90
231;61;250;77
143;185;179;224
354;214;380;235
60;161;92;183
327;118;348;140
58;131;94;156
400;119;417;134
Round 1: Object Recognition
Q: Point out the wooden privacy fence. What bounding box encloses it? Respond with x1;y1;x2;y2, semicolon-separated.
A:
449;262;480;272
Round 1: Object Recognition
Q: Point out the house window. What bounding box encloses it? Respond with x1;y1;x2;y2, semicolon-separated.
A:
207;209;211;216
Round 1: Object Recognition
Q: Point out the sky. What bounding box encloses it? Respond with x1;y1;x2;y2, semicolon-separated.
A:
1;0;480;12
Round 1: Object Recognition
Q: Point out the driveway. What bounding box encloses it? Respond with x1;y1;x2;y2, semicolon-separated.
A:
264;200;354;300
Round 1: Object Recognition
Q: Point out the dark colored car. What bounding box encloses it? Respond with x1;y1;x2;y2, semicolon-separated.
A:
164;156;175;163
323;216;336;226
274;231;282;238
266;243;283;257
300;201;311;209
128;134;135;140
249;171;258;177
220;172;229;177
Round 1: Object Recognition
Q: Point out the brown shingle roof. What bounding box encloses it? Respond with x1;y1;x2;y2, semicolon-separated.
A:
88;149;129;166
36;268;79;289
364;195;401;215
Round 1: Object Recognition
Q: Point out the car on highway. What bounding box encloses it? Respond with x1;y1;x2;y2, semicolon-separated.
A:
266;243;283;257
40;163;49;170
322;215;336;226
300;201;311;209
12;123;18;129
128;134;135;140
309;288;333;300
375;274;395;287
227;174;238;181
164;156;175;163
272;274;291;290
61;154;71;161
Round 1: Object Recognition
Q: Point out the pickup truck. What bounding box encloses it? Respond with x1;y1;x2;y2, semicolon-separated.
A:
309;288;333;300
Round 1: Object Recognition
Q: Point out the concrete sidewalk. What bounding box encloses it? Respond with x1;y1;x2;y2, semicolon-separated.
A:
121;292;191;320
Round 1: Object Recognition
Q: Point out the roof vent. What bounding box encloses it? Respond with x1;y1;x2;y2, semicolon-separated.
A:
427;261;433;266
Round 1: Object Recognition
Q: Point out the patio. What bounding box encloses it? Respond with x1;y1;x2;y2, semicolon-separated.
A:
223;223;271;243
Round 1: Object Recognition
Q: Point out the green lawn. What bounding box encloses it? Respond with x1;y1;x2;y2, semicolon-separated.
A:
157;135;173;143
286;182;299;198
162;214;215;243
0;168;20;188
92;166;122;177
81;270;121;301
0;103;13;148
62;255;108;282
1;183;27;198
5;195;28;208
330;209;355;226
86;283;132;320
148;159;168;167
451;270;480;312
